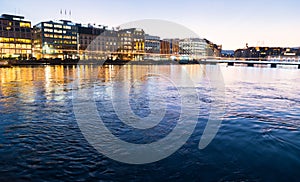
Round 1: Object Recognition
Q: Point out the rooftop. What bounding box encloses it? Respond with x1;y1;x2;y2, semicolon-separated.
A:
0;14;27;21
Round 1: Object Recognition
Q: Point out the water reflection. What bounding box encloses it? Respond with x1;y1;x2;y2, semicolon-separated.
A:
0;65;210;100
0;65;300;181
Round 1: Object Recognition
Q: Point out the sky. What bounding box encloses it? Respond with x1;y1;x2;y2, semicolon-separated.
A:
1;0;299;50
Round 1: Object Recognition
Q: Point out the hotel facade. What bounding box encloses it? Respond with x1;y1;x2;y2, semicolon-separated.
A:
77;24;118;60
118;28;145;61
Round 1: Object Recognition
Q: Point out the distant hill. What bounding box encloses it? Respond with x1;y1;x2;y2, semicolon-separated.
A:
221;50;234;55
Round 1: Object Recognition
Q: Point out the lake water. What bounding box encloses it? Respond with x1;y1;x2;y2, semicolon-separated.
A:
0;64;300;181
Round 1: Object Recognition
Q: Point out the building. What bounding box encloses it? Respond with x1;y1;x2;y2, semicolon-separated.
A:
164;39;180;55
204;39;222;57
77;24;106;51
77;24;118;60
0;14;32;59
159;39;180;60
145;34;160;54
160;40;170;55
160;39;180;55
144;34;160;60
118;28;145;61
282;48;298;56
234;46;300;59
179;38;207;59
33;20;78;60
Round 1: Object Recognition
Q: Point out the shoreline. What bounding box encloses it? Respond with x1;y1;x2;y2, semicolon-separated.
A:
3;60;203;66
1;59;300;69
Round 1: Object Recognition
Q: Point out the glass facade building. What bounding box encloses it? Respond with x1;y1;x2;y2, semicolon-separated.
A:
179;38;207;59
0;14;32;59
33;20;78;60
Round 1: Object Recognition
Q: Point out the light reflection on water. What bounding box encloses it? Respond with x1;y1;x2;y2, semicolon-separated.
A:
0;64;300;181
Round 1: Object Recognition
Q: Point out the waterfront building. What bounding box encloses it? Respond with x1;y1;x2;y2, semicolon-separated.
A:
282;48;298;56
204;39;222;57
145;34;160;60
77;24;118;60
164;39;180;55
118;28;145;61
145;34;160;54
33;20;78;60
160;40;170;55
234;48;249;58
0;14;32;59
164;38;180;56
159;39;180;60
179;38;207;59
234;47;298;59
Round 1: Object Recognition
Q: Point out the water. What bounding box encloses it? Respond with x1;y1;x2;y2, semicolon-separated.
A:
0;64;300;181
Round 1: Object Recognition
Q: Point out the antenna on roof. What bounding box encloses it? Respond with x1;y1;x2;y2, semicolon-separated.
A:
60;9;62;19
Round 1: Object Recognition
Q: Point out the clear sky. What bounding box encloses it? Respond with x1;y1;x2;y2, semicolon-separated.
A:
1;0;299;50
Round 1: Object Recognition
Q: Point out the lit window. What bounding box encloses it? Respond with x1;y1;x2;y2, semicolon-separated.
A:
54;24;62;28
63;36;72;39
20;22;31;28
54;29;62;34
44;34;53;38
44;23;53;27
54;34;62;39
63;26;71;30
44;28;53;32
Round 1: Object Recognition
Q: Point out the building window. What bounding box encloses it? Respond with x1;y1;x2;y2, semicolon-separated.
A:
20;22;31;28
54;24;62;29
54;34;62;39
44;28;53;32
44;23;53;27
63;26;71;30
54;29;62;34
